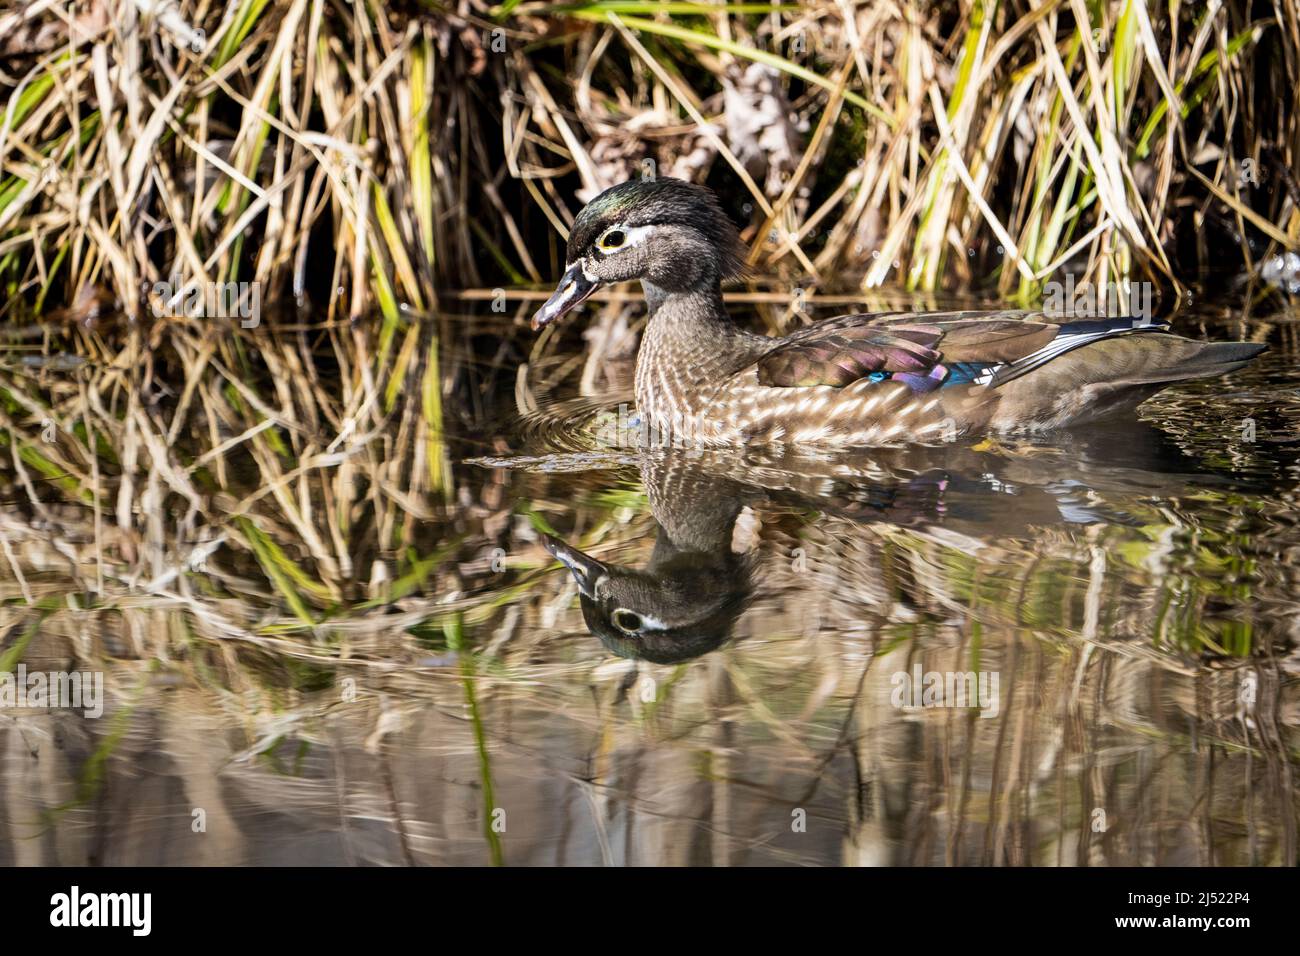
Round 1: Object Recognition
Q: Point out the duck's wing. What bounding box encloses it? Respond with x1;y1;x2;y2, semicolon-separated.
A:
754;310;1065;389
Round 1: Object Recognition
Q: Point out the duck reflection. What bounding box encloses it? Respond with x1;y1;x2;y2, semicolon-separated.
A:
541;417;1266;662
542;460;753;663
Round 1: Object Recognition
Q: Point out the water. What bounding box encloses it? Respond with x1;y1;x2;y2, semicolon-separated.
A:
2;300;1298;865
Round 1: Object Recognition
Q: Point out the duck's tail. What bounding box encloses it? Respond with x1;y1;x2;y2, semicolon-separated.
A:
1107;338;1267;384
989;333;1266;430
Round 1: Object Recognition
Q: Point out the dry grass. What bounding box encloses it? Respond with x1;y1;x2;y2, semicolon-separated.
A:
0;1;1297;319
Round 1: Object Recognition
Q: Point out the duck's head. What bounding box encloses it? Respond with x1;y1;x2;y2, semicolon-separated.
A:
532;178;746;330
542;532;751;664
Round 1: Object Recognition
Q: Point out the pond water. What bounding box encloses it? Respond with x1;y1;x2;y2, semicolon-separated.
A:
2;296;1298;865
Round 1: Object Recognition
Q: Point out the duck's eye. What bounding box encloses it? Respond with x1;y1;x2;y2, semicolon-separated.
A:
611;608;642;634
598;228;627;252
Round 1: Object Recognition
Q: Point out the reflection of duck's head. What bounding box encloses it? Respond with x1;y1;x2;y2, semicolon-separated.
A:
543;533;751;664
541;455;757;663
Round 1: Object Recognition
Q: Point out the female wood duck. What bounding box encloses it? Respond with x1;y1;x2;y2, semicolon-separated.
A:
532;178;1265;446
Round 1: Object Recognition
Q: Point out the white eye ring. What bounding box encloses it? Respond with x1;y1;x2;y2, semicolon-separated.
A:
612;608;642;634
597;227;628;252
596;224;653;254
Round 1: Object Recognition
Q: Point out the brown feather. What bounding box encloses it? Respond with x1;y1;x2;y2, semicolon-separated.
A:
931;320;1058;363
753;313;1066;388
756;326;944;387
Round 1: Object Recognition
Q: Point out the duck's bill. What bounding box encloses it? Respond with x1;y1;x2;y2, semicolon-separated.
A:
541;533;607;599
531;263;599;330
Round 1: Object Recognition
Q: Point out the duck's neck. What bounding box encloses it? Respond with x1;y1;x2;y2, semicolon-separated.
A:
635;282;766;423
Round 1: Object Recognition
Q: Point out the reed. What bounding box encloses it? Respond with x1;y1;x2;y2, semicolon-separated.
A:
0;1;1294;319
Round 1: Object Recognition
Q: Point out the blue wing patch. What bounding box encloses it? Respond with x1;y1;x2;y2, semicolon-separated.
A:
944;361;1000;386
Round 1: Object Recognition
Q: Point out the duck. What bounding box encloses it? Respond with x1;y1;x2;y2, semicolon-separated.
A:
531;177;1266;447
